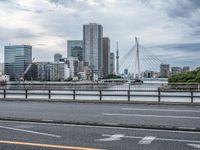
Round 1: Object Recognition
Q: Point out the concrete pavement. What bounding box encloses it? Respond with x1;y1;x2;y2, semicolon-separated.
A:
0;120;200;150
0;101;200;130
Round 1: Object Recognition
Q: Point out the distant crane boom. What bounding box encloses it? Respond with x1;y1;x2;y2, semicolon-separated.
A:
22;58;35;81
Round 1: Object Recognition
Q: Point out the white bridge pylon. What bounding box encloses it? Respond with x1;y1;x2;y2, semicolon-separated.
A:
119;37;163;78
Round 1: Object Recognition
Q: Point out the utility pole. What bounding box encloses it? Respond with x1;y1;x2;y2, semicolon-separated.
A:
116;42;119;75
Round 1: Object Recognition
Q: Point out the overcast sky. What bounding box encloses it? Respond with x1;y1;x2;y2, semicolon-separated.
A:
0;0;200;71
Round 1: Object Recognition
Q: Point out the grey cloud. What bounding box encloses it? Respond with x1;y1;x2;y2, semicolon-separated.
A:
141;0;200;18
166;0;200;18
0;0;10;3
49;0;105;8
0;27;38;40
35;10;44;14
148;43;200;68
150;43;200;53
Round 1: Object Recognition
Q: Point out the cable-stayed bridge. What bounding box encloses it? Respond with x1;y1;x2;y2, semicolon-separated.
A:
119;37;163;79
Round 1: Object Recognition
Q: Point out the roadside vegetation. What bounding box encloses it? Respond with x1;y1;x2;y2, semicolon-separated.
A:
168;69;200;83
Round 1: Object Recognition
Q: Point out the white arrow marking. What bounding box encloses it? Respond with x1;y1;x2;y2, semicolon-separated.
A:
138;136;156;145
187;143;200;149
96;134;125;141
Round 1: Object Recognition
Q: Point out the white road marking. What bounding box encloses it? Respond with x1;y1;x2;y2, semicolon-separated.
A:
0;120;200;135
187;143;200;149
104;123;118;125
13;125;34;129
102;134;200;144
178;127;196;130
102;113;200;119
96;134;125;141
42;120;53;122
0;125;61;138
122;108;200;113
138;136;156;145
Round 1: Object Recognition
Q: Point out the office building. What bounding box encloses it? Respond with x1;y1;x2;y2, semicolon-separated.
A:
183;66;190;73
110;52;115;74
124;69;128;75
0;63;4;75
67;40;83;61
60;57;79;78
54;53;62;63
171;67;182;75
103;37;110;78
143;70;155;78
4;45;32;81
83;23;103;78
36;62;70;81
36;62;54;81
160;64;170;78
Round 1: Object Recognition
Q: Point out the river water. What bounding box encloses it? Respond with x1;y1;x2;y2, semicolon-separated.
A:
0;79;200;103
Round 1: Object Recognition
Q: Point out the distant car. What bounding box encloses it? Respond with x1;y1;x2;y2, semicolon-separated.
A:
130;79;143;85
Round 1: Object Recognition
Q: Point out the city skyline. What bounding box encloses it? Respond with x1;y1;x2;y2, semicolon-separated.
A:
0;0;200;69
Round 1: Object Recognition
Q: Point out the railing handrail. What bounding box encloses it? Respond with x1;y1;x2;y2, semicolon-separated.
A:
0;88;199;103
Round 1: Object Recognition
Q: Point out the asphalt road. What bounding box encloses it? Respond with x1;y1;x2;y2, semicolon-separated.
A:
0;101;200;129
0;120;200;150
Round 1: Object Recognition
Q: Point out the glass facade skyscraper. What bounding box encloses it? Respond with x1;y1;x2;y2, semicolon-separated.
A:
67;40;83;61
4;45;32;81
83;23;103;78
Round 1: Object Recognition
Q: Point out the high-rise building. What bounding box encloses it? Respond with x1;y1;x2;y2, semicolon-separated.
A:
37;62;55;81
103;37;110;78
54;53;62;63
0;63;4;75
160;64;170;78
110;52;115;74
83;23;103;78
124;69;128;75
171;67;182;75
67;40;83;61
4;45;32;81
183;66;190;73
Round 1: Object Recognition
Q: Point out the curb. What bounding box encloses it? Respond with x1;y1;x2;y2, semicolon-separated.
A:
1;98;200;106
0;117;200;133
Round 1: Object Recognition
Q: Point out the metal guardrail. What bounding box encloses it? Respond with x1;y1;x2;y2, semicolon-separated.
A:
0;89;200;103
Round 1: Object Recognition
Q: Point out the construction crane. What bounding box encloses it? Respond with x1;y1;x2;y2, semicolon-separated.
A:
18;58;35;82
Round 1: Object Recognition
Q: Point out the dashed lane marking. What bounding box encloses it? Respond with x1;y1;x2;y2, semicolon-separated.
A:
138;136;156;145
0;125;61;138
96;134;125;141
102;113;200;119
187;143;200;149
122;108;200;113
13;125;34;129
101;134;200;144
0;120;200;135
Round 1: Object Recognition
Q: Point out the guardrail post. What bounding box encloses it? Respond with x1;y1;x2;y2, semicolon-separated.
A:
191;91;193;103
99;90;102;101
73;90;76;100
3;89;6;99
25;89;28;99
128;90;130;102
158;88;161;102
48;89;51;99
